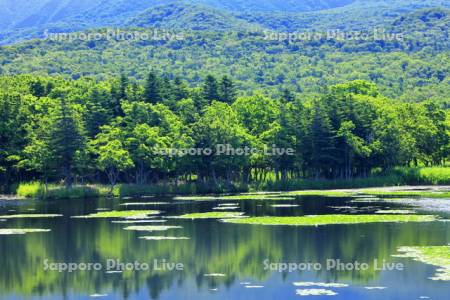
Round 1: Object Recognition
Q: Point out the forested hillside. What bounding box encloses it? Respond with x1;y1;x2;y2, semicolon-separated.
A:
0;0;355;33
0;0;356;28
0;7;448;104
1;0;449;44
127;3;260;31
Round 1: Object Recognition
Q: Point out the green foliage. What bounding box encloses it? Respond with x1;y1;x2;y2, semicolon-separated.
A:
176;212;244;219
1;4;449;104
91;125;134;188
16;182;45;198
396;246;450;281
16;182;109;199
392;167;450;185
72;210;160;219
1;73;450;194
223;215;439;226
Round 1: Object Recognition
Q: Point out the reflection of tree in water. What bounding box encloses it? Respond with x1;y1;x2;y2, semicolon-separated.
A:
0;207;448;298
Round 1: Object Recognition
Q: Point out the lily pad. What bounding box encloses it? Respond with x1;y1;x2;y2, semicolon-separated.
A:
216;195;295;201
285;190;353;197
204;273;226;277
111;220;167;224
120;202;171;206
123;225;182;232
293;282;348;288
212;206;239;210
139;236;190;240
360;189;450;198
296;289;337;296
0;214;62;219
105;271;123;274
375;210;416;214
223;215;438;226
175;195;294;201
174;196;218;201
394;246;450;281
0;228;51;235
72;210;159;219
176;212;245;219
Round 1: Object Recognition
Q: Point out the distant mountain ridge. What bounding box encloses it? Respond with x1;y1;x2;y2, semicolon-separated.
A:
0;0;356;30
127;3;260;31
0;0;450;45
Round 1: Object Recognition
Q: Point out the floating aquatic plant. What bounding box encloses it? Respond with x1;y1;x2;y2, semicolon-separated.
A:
120;202;171;206
176;212;245;219
285;190;354;197
139;236;190;240
223;215;438;226
212;206;239;210
0;228;51;235
111;220;167;224
394;246;450;281
293;282;348;288
123;225;182;232
375;210;416;214
0;214;62;219
296;289;337;296
72;210;159;219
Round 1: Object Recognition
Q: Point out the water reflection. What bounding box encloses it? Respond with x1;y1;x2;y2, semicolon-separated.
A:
0;197;449;299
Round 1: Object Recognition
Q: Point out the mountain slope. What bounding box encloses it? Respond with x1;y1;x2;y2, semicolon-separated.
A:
1;0;449;45
0;0;356;30
0;0;46;28
127;3;259;31
0;5;448;104
235;0;450;31
201;0;356;12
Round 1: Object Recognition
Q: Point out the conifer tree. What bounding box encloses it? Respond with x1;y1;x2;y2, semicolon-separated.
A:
202;75;219;104
144;71;163;104
219;75;237;104
49;97;85;187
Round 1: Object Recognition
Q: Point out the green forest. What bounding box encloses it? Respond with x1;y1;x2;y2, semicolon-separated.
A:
1;73;448;193
0;5;449;104
1;2;450;300
1;1;450;195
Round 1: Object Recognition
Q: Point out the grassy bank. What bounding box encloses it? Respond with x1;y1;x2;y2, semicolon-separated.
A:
11;167;450;200
392;167;450;185
260;167;450;191
15;182;110;200
14;182;248;200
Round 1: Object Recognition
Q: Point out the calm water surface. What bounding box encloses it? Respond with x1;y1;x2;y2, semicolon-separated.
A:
0;195;449;299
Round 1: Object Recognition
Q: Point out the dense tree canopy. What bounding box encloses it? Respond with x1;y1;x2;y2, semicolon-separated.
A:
1;74;448;188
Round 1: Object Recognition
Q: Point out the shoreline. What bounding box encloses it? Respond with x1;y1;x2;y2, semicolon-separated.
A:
4;183;450;201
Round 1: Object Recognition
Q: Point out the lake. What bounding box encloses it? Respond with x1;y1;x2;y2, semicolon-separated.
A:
0;194;449;299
